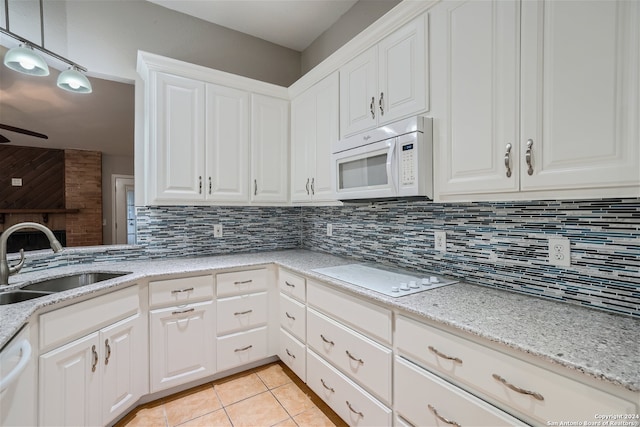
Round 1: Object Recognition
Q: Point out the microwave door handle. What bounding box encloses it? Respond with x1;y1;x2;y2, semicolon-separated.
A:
386;141;397;193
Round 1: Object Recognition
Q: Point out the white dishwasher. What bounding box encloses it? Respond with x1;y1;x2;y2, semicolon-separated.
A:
1;324;37;426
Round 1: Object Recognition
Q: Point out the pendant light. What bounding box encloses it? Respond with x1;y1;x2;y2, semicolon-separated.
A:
57;66;92;93
3;43;50;76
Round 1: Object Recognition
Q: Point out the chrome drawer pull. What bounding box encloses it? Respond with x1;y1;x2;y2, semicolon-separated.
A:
504;143;512;178
428;404;461;427
370;97;375;119
171;287;194;294
346;350;364;365
305;178;310;195
346;401;364;418
234;310;253;316
172;308;195;316
198;176;202;194
91;345;98;373
492;373;544;401
286;349;296;359
234;345;253;352
104;339;111;365
320;334;335;346
208;177;212;194
379;92;384;115
285;312;295;320
234;279;253;285
428;346;463;364
311;177;315;195
320;378;334;393
285;281;295;288
525;139;534;175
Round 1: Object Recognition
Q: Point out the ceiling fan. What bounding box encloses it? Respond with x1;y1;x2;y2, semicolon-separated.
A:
0;123;49;143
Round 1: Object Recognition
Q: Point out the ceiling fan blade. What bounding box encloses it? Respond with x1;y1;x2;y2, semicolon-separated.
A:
0;134;10;143
0;123;48;139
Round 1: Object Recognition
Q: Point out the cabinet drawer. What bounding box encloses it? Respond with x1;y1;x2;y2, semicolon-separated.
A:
396;316;637;424
216;269;268;297
149;275;213;308
279;269;306;302
217;326;268;372
395;357;525;427
307;349;392;427
279;293;306;341
40;285;140;351
307;308;392;405
217;292;268;335
278;328;306;382
307;280;391;345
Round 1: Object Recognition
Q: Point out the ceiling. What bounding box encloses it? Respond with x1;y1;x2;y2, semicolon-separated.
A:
147;0;359;51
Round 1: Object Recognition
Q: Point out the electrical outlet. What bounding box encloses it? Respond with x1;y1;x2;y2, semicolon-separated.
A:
213;224;223;238
327;223;333;237
434;231;447;252
548;237;570;267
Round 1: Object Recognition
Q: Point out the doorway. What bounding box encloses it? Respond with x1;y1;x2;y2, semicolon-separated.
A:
112;175;136;244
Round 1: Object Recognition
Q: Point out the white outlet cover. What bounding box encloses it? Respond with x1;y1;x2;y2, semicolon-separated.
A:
434;231;447;252
326;223;333;237
213;224;223;238
548;237;570;267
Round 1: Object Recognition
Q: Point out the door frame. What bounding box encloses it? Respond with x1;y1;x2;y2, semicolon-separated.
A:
111;174;135;244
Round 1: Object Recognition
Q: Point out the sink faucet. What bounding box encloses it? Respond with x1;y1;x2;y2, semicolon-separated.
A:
0;222;64;286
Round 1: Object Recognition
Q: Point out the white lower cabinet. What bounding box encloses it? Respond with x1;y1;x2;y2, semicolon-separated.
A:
278;328;305;381
149;300;215;392
307;349;392;426
216;326;268;372
395;357;525;426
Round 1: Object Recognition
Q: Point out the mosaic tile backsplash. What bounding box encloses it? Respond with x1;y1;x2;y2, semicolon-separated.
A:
301;198;640;318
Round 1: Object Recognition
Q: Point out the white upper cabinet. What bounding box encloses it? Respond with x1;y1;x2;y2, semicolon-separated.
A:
152;72;206;202
251;94;289;203
291;72;339;203
340;14;427;138
434;0;640;201
206;84;250;202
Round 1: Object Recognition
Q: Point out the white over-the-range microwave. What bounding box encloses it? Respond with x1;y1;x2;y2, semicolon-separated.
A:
332;116;433;201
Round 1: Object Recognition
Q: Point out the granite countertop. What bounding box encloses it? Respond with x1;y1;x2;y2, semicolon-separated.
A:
1;249;638;393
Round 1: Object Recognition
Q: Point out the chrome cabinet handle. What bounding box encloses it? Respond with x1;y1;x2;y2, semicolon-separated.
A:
525;139;534;176
234;345;253;352
492;373;544;401
91;345;98;372
370;97;375;119
379;92;384;115
428;404;461;427
285;281;295;288
234;279;253;285
285;312;295;320
198;176;202;194
234;309;253;316
346;401;364;418
346;350;364;365
504;143;512;178
320;334;334;346
254;179;258;196
321;378;334;393
310;177;315;195
305;178;310;195
104;339;111;365
171;287;194;294
428;346;463;364
172;307;195;316
286;348;296;359
208;177;212;194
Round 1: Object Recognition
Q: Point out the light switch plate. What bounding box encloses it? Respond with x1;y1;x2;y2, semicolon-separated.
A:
213;224;223;238
326;224;333;237
434;231;447;252
11;178;22;186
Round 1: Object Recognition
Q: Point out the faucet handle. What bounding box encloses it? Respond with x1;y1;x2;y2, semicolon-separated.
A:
9;249;25;276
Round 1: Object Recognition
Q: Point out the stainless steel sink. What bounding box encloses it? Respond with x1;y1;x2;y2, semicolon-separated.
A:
21;272;131;293
0;290;53;305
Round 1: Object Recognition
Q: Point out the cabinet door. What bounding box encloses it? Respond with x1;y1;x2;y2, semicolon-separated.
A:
520;0;640;192
101;314;146;425
433;0;521;196
378;14;428;124
291;87;315;202
153;72;206;202
149;300;215;392
39;332;101;427
340;47;378;137
251;94;289;203
206;84;250;202
312;72;339;201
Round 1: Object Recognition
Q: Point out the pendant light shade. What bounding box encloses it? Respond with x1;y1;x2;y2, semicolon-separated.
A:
3;44;50;76
57;67;92;93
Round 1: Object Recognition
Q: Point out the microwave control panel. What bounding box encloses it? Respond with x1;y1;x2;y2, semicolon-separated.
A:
401;143;416;185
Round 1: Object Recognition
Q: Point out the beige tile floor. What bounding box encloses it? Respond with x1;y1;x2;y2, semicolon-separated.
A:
116;362;347;427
